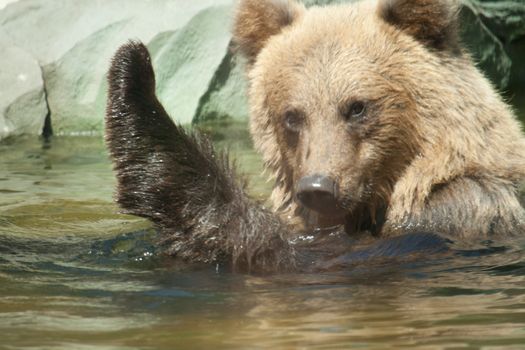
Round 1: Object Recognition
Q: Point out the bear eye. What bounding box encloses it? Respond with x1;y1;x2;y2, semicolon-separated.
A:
283;110;305;133
344;101;366;121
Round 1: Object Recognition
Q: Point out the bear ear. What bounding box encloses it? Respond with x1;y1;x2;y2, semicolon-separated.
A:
378;0;460;52
233;0;305;65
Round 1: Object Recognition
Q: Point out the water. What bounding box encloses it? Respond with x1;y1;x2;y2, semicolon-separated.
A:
1;123;525;349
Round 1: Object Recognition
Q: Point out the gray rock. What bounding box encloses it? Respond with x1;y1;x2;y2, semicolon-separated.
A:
460;0;525;89
0;28;48;140
0;0;17;10
0;0;233;136
151;5;234;124
193;52;249;123
0;0;523;139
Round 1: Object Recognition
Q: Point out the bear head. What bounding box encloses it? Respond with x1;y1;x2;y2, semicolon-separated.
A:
232;0;478;233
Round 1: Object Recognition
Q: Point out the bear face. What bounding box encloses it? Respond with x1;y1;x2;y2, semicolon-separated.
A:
234;0;525;236
248;3;421;228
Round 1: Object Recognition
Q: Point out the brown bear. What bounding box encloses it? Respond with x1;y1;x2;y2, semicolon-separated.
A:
233;0;525;239
105;0;525;273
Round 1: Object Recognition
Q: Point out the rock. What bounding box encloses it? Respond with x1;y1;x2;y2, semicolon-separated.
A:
193;52;249;123
0;0;232;136
0;0;524;139
0;29;48;140
460;0;525;88
0;0;17;10
151;5;235;124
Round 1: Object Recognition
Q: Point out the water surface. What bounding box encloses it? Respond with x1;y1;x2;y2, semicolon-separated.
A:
1;123;525;349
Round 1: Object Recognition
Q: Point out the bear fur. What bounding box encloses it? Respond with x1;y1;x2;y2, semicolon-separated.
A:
105;0;525;273
105;43;298;273
233;0;525;239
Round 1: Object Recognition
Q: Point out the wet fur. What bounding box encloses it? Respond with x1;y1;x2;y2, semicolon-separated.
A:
106;0;525;272
105;42;297;273
105;42;450;273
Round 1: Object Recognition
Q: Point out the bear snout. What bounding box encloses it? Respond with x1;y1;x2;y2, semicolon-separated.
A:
296;174;346;216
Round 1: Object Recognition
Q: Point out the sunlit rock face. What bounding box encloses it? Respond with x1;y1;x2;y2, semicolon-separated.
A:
0;0;247;138
0;28;47;139
0;0;16;10
0;0;523;139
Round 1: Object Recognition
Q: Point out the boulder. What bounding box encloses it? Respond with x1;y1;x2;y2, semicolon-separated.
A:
0;0;17;10
460;0;525;88
0;28;48;139
0;0;233;137
0;0;523;139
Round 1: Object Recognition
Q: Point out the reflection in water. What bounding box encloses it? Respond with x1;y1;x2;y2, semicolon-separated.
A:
1;128;525;349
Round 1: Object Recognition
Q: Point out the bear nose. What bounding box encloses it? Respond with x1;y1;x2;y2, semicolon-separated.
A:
296;174;339;215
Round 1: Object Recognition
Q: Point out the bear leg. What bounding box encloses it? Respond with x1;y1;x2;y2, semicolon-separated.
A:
105;41;297;273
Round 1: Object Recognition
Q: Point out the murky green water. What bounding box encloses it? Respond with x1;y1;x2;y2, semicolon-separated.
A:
1;123;525;349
